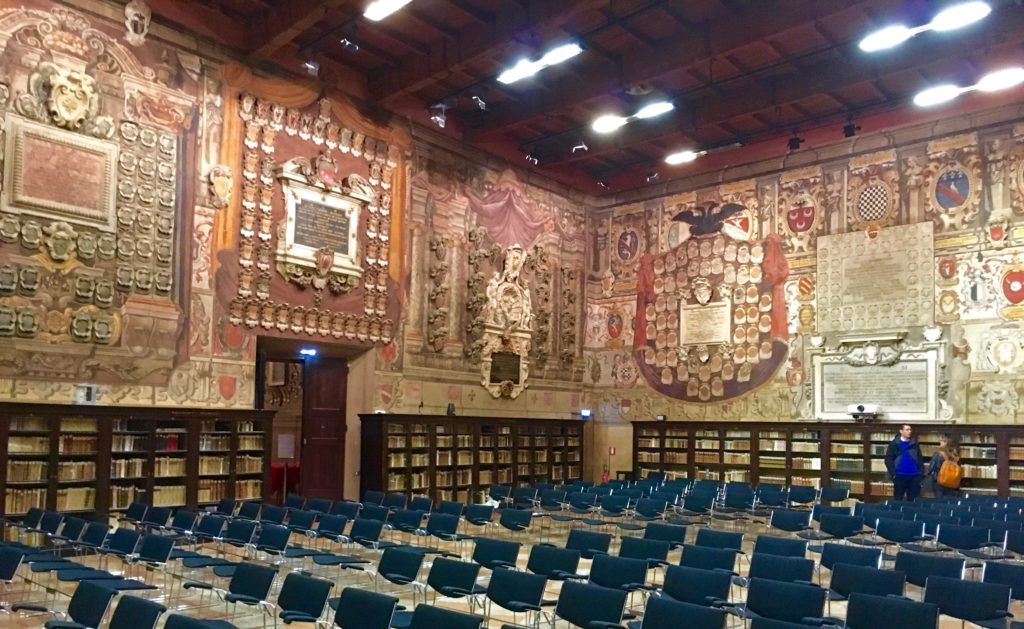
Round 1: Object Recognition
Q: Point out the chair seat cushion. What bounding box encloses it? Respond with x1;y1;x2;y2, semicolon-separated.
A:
44;621;86;629
224;593;262;605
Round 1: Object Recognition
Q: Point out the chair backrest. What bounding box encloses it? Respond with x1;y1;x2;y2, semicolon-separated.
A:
436;501;464;517
819;487;850;504
568;492;598;509
361;504;391;523
662;565;731;607
317;514;348;536
425;512;459;536
137;534;174;562
195;514;226;538
488;485;511;501
169;510;197;531
163;615;217;629
236;501;262;520
683;492;716;512
228;562;277;601
565;529;612;558
363;490;385;506
80;522;110;547
694;528;743;551
555;580;627;629
512;487;538;503
378;547;425;584
748;553;814;584
619;536;670;565
894;551;966;587
486;566;547;611
392;509;425;530
307;498;333;513
288;510;317;531
409;496;434;512
788;485;818;505
124;502;148;522
107;527;141;554
464;504;494;524
223;519;258;543
935;524;990;550
819;542;882;571
599;494;630;513
108;594;167;629
924;575;1012;624
829;563;906;599
255;523;290;552
408;604;483;629
141;506;171;527
641;595;726;629
634;498;668;518
349;518;384;542
819;514;865;539
644;522;687;546
589;554;648;590
277;572;332;619
58;517;88;542
38;511;64;535
540;489;567;507
744;578;826;624
527;544;580;579
471;537;521;570
261;505;287;524
284;494;306;510
679;544;737;573
845;592;938;629
811;504;851;522
0;547;25;581
68;580;117;627
769;509;811;532
427;556;481;596
876;518;926;543
498;507;532;531
384;493;408;509
751;535;807;558
983;560;1024;601
334;587;397;629
332;501;360;519
215;499;236;515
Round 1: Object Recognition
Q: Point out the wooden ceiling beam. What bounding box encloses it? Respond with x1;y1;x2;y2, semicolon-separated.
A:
542;9;1024;167
246;0;346;63
147;0;250;51
470;0;874;138
368;0;608;105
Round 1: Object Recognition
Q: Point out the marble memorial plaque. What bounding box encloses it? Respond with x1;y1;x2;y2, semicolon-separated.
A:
821;360;929;415
489;352;522;384
679;301;731;345
293;200;351;255
817;222;933;332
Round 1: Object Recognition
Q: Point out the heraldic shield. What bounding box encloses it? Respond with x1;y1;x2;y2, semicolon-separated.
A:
632;229;790;402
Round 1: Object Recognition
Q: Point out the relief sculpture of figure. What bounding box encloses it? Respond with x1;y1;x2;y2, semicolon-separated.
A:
482;244;533;332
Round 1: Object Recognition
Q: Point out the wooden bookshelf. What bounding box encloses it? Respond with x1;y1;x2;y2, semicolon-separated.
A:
361;414;585;503
0;403;273;519
632;421;1018;501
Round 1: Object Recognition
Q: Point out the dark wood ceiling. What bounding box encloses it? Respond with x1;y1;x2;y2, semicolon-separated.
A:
148;0;1024;195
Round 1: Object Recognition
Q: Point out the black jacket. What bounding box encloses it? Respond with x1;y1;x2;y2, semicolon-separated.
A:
884;437;924;478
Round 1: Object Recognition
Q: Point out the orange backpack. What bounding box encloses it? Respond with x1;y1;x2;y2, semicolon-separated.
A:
936;451;962;489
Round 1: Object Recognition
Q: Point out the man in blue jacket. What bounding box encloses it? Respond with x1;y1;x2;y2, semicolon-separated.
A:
884;423;924;500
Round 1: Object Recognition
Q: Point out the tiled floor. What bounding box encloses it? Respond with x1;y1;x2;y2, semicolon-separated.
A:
1;514;1010;628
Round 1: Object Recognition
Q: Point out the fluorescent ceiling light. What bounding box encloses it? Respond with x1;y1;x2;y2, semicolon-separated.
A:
635;101;675;119
913;84;963;107
929;1;992;31
664;149;705;165
859;1;991;52
592;114;628;134
497;42;583;84
364;0;412;22
975;67;1024;92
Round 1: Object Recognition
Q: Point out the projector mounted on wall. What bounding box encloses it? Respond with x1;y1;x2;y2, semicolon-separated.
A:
847;404;880;422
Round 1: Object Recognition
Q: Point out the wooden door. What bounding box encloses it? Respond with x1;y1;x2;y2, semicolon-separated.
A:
301;358;348;499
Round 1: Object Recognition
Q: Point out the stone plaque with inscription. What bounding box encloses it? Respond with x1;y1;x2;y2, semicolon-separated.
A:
3;115;118;231
679;301;731;345
489;352;522;384
813;348;939;421
293;200;351;255
817;223;934;332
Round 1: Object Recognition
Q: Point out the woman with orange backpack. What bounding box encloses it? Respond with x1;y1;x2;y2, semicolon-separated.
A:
927;434;961;498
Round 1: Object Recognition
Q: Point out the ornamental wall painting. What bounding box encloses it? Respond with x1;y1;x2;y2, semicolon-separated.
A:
902;134;982;233
609;210;646;283
777;167;827;255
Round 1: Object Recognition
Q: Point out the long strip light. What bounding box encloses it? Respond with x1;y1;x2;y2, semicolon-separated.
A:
497;42;583;84
364;0;413;22
914;66;1024;107
859;1;991;52
591;100;675;134
664;149;707;165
